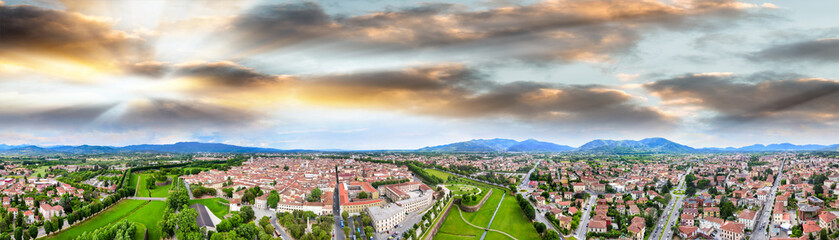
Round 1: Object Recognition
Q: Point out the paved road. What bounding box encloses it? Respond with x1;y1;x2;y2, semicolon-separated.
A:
270;215;294;240
183;177;195;199
517;160;563;238
574;194;597;239
750;156;786;240
334;182;346;240
649;166;691;240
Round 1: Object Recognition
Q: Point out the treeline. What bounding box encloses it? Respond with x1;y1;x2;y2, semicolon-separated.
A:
191;185;218;197
66;187;135;225
407;164;443;185
474;172;511;185
74;220;136;240
370;178;409;188
516;194;536;221
276;211;333;240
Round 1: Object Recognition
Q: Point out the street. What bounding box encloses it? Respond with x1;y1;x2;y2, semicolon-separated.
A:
649;166;691;240
750;156;786;240
574;194;597;239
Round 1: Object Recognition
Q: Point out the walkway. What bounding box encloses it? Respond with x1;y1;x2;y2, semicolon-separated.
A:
127;197;167;201
454;195;518;240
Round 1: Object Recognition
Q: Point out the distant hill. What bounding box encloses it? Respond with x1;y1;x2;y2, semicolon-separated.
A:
1;138;837;155
0;142;285;155
419;138;572;152
701;143;839;152
507;139;575;152
576;137;694;153
121;142;283;153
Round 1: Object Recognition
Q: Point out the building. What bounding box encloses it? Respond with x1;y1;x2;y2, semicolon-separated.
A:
719;221;745;240
819;211;837;231
39;204;64;220
367;181;435;232
339;182;384;215
573;183;586;192
587;220;607;233
738;210;757;230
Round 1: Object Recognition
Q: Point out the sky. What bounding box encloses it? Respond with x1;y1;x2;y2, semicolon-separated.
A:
1;0;838;149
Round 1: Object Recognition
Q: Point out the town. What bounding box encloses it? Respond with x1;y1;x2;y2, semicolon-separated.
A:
0;149;834;240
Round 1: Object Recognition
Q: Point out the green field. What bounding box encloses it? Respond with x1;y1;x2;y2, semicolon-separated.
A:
135;174;176;197
32;166;49;177
128;173;139;189
189;198;229;218
124;201;167;240
46;200;147;240
446;184;481;196
490;194;540;240
435;181;538;240
426;168;454;182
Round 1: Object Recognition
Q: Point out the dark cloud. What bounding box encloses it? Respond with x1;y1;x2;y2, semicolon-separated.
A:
173;61;292;88
222;0;765;62
126;61;169;78
749;38;839;63
645;72;839;127
0;99;255;130
0;4;150;72
298;64;673;128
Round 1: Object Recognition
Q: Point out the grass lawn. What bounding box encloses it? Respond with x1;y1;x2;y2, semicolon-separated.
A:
46;200;147;240
436;182;539;240
128;173;139;189
124;201;167;240
489;194;541;240
189;198;229;218
446;184;481;196
32;166;49;177
135;174;175;197
425;168;454;182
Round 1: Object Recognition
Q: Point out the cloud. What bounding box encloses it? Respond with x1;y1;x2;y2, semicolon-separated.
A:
644;72;839;128
0;4;151;78
748;38;839;63
172;61;294;89
220;0;767;62
297;64;673;129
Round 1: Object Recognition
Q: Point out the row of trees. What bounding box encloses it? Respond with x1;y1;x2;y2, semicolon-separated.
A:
517;194;536;221
75;220;137;240
407;164;444;185
370;178;409;188
191;185;218;197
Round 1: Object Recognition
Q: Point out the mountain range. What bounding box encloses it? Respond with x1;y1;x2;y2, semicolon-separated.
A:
0;138;837;155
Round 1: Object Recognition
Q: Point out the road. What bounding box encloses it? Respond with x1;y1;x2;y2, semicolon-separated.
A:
750;156;786;240
649;166;691;240
270;215;294;240
574;194;597;239
333;178;346;240
516;160;564;236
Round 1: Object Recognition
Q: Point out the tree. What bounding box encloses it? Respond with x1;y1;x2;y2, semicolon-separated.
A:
223;188;234;198
53;216;65;229
26;226;36;239
343;226;350;238
146;177;157;189
14;227;21;240
283;166;289;171
534;222;546;234
357;191;368;199
267;190;280;208
364;226;373;238
239;206;255;223
720;199;736;220
308;188;322;202
544;230;560;240
342;211;349;222
44;222;52;235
